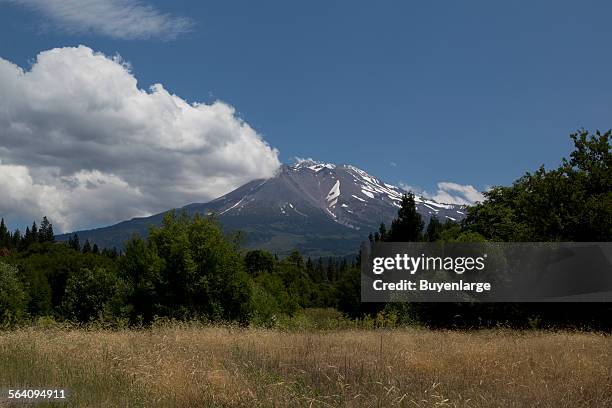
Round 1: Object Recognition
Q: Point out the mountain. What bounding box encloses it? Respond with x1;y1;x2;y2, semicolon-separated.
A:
56;160;467;257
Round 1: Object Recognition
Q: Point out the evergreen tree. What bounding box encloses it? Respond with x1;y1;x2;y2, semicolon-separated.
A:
30;221;38;245
305;257;316;282
68;234;80;252
11;229;21;249
425;216;443;242
23;227;31;248
286;251;304;269
82;239;92;254
326;257;338;281
316;257;326;282
244;250;275;276
92;243;100;255
0;218;9;249
378;222;388;241
388;192;424;242
38;216;55;243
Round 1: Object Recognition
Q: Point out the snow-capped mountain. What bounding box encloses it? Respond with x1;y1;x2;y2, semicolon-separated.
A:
202;160;465;229
57;160;467;256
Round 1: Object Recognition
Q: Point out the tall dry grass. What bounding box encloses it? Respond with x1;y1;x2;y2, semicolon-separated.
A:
0;325;610;407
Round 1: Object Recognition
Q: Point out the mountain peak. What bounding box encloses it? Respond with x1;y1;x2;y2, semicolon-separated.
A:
290;158;336;172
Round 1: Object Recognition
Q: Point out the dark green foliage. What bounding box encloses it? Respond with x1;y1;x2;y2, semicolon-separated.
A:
378;223;388;241
11;229;21;250
13;242;117;317
0;262;27;324
68;234;80;252
82;239;92;254
388;192;424;242
119;236;163;323
244;250;275;276
147;211;252;322
62;267;119;323
38;217;54;243
0;219;10;249
425;216;443;242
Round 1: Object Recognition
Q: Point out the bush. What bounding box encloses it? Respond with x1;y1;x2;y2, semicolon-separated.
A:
0;262;27;325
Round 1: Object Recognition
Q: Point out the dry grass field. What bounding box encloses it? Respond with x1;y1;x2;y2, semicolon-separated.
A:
0;325;610;407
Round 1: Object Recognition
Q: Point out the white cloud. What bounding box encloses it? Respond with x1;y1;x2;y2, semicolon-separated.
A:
7;0;193;40
0;46;281;232
399;181;484;206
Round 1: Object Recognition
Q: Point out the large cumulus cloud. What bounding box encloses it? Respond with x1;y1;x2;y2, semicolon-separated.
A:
0;46;281;232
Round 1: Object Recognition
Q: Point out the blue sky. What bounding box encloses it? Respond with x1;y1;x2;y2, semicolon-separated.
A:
0;1;611;231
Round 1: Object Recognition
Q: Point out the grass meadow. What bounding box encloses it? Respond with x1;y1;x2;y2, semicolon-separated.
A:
0;321;610;407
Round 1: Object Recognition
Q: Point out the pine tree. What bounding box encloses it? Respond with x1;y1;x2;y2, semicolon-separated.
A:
23;226;31;248
425;216;443;242
92;243;100;255
388;192;424;242
82;239;92;254
316;257;326;282
38;216;55;243
378;222;388;242
0;218;9;249
68;234;81;252
11;229;21;249
29;221;39;246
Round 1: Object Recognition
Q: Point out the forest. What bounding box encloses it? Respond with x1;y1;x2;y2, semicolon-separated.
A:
0;130;610;329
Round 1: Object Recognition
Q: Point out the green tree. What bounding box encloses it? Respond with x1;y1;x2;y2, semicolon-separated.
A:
68;234;80;252
425;216;443;242
378;222;388;241
38;217;55;243
244;250;275;276
11;229;21;250
148;211;252;322
82;239;92;254
30;222;38;246
23;227;31;249
0;262;27;325
388;192;424;242
0;218;10;249
119;236;163;323
62;267;119;323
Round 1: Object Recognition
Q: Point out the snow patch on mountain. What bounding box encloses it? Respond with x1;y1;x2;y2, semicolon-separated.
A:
327;180;340;202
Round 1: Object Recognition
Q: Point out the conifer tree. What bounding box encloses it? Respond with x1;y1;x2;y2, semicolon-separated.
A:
38;216;55;243
68;234;80;252
82;239;92;254
23;226;31;248
11;229;21;249
388;192;424;242
378;222;388;242
0;218;9;248
425;216;443;242
30;221;38;244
